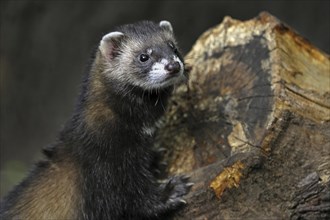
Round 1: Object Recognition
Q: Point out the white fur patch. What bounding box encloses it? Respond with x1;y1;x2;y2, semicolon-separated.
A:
173;55;184;75
147;49;153;55
146;56;185;89
149;59;169;76
142;125;156;136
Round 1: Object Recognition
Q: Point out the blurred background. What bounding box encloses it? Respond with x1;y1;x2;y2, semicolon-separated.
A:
1;0;329;197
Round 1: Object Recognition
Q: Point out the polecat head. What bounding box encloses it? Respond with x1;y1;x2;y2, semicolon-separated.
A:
98;20;186;90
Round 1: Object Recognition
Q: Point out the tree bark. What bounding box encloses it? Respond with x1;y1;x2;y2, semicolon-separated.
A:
155;12;330;219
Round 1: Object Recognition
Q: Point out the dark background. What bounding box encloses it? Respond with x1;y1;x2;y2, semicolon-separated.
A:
1;0;329;197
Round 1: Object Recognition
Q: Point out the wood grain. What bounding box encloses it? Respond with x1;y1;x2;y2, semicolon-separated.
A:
155;12;330;219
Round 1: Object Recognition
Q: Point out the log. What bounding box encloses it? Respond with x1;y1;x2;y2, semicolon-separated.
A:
155;12;330;219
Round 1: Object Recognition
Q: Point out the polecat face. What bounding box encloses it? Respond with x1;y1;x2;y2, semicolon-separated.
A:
99;21;186;91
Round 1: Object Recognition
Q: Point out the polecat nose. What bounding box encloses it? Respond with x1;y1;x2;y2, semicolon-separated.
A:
165;61;180;74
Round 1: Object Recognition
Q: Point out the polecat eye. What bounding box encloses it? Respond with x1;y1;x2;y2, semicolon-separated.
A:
139;54;149;62
168;42;175;49
168;42;178;53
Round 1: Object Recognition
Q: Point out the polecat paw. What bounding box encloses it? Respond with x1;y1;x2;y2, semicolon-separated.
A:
162;175;193;209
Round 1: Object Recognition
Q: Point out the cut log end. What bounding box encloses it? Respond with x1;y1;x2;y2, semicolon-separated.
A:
154;12;330;219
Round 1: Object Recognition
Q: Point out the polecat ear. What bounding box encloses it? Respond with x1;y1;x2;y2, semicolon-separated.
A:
99;31;125;60
159;20;173;33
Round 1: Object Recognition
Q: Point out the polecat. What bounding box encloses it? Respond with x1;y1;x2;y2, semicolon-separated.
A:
0;20;192;219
